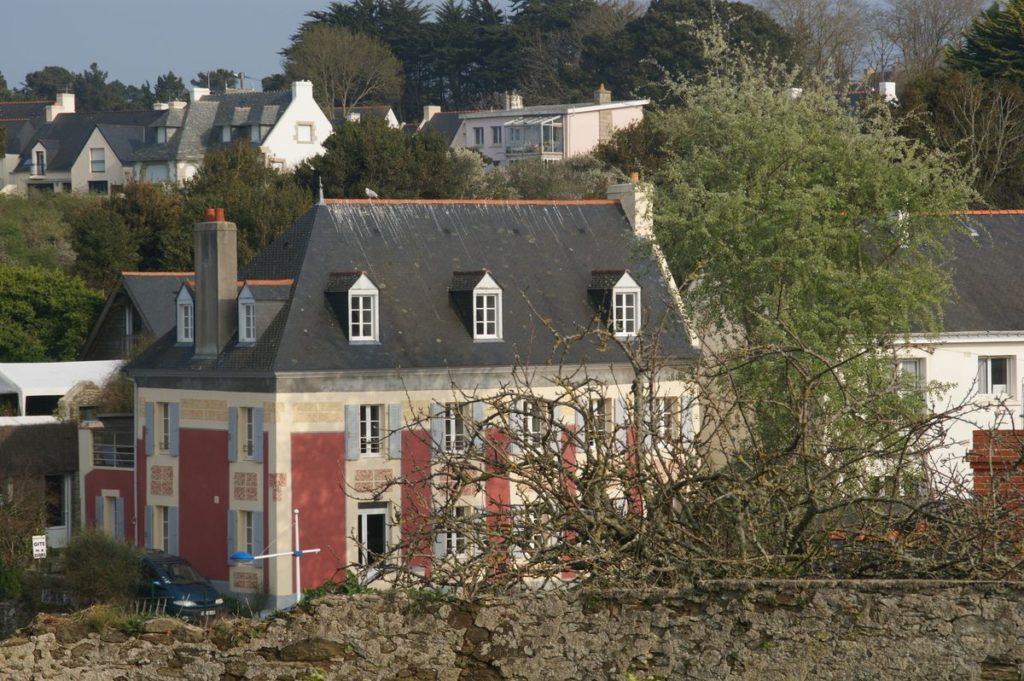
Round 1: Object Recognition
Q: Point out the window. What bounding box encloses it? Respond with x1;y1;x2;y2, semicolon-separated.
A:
90;147;105;173
491;126;502;144
979;357;1013;396
242;510;255;556
61;182;72;193
177;296;193;344
443;506;469;555
240;407;255;458
653;397;679;440
157;505;170;553
444;403;466;453
474;292;500;339
240;301;255;343
34;150;45;175
87;180;109;194
45;475;65;528
250;125;261;143
221;126;231;143
296;123;313;143
158;402;170;452
509;127;523;143
587;398;609;451
359;404;382;456
156;127;169;144
523;399;554;447
350;294;376;341
613;291;638;336
898;358;925;390
357;502;388;565
473;127;484;146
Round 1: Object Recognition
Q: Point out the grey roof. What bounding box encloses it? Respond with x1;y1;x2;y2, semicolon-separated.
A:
131;100;218;162
0;101;50;156
129;201;696;377
209;90;291;127
943;213;1024;333
14;110;161;172
450;271;488;292
122;273;195;336
0;101;50;121
421;112;463;145
335;105;396;125
150;108;186;128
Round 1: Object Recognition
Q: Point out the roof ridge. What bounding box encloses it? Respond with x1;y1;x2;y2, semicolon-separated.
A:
323;199;619;206
964;209;1024;215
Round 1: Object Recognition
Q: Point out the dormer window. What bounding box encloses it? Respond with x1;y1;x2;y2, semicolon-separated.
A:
450;271;502;341
238;285;256;344
176;287;194;344
221;126;231;143
589;270;641;338
325;271;379;343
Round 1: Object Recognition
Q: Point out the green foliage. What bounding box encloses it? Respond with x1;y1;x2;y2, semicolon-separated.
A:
947;0;1024;86
63;531;141;607
67;200;140;290
191;69;239;92
153;71;188;102
0;476;44;598
301;571;372;606
479;156;619;199
111;181;186;271
181;143;310;267
0;195;74;270
0;264;102;361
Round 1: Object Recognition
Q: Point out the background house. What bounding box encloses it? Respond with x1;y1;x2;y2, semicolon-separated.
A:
110;184;696;608
0;93;76;193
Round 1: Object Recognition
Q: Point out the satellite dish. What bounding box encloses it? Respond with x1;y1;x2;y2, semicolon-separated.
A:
365;187;379;199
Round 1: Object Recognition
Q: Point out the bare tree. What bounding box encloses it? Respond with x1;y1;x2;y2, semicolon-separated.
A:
879;0;984;79
284;24;404;116
756;0;869;83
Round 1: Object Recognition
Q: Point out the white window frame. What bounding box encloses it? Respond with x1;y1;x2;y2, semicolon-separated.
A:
157;505;169;553
34;149;46;175
238;285;256;344
357;502;388;565
491;126;502;145
473;126;484;146
523;399;553;447
348;274;379;343
653;396;679;440
296;123;314;144
221;126;232;143
250;125;261;143
444;505;469;555
444;403;466;454
176;287;194;344
898;358;926;391
472;273;502;341
90;147;105;173
979;356;1013;397
156;127;168;144
359;404;383;456
158;402;170;453
587;398;609;451
611;272;641;338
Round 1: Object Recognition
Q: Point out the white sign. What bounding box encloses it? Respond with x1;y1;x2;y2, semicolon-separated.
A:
32;535;46;560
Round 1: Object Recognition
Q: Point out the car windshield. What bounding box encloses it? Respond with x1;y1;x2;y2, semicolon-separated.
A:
158;561;205;584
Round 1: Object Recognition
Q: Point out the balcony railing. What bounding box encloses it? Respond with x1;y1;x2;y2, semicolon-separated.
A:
93;431;134;468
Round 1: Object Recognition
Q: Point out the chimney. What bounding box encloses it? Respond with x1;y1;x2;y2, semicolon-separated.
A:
878;81;897;103
422;105;441;127
45;92;75;122
594;84;612;105
292;80;314;100
606;173;652;238
169;100;187;110
509;92;523;110
191;87;210;102
193;207;238;357
153;102;170;111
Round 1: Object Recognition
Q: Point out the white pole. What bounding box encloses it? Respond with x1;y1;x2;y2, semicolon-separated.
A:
293;508;301;605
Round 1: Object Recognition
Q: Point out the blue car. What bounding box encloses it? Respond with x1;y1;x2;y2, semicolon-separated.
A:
139;552;223;620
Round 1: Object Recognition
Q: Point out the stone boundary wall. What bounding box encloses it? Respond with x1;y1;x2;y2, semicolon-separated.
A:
3;580;1024;680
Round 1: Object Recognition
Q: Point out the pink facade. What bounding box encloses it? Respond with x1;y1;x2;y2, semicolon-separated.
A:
291;432;346;591
178;428;231;582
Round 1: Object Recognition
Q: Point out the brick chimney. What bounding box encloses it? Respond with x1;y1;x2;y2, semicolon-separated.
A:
594;84;612;105
194;208;238;357
606;172;652;238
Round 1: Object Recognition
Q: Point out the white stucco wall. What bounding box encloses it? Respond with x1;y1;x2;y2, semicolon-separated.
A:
70;128;129;194
260;81;333;171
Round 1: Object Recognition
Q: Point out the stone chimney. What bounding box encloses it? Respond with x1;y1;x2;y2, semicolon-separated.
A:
191;87;210;102
422;105;441;127
194;208;238;357
594;84;612;105
606;172;652;238
878;81;897;104
45;92;75;122
291;80;314;101
508;92;523;110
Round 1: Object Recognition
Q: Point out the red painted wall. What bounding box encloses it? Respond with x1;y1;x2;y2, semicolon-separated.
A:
83;468;134;537
179;428;230;581
401;429;433;569
291;432;345;590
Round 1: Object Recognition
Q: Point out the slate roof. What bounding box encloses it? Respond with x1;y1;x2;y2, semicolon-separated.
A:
14;110;162;172
0;101;50;121
421;112;464;145
129;200;696;378
122;272;195;336
335;105;396;125
943;212;1024;333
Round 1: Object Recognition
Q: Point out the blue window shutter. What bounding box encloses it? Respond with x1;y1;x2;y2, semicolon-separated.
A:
94;496;104;532
253;512;264;569
345;404;359;461
429;403;444;459
168;506;179;556
168;403;180;457
144;505;153;549
144;402;155;457
614;398;628;450
252;407;264;463
114;497;125;541
227;407;238;463
387;403;402;459
227;509;237;564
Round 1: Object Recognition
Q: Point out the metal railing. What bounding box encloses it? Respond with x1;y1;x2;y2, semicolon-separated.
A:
93;431;134;468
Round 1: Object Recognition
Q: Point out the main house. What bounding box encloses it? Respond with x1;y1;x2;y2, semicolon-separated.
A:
421;87;647;165
79;185;697;608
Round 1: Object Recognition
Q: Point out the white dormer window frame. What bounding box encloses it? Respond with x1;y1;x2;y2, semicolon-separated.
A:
221;126;231;143
176;288;194;344
473;273;502;341
349;273;379;343
611;272;641;338
238;285;256;344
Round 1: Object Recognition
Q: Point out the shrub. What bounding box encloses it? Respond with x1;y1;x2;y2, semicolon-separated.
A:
63;531;141;607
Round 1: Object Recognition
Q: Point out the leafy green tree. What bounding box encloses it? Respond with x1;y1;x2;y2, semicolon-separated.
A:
284;24;404;115
297;119;480;198
111;181;186;271
63;531;141;606
947;0;1024;86
21;66;75;100
191;69;239;92
0;264;103;362
0;195;74;270
261;73;289;92
477;155;618;199
67;200;140;290
0;71;10;99
154;71;188;102
180;142;310;266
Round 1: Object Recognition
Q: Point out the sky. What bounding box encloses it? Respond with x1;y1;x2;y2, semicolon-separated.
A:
4;0;321;92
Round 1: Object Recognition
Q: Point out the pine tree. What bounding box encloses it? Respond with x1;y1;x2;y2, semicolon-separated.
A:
947;0;1024;85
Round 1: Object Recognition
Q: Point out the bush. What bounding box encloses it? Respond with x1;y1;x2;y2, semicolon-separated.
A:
63;531;141;607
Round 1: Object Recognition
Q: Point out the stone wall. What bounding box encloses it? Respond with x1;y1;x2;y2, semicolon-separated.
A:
4;580;1024;680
